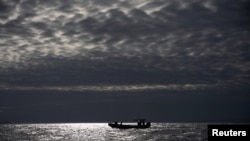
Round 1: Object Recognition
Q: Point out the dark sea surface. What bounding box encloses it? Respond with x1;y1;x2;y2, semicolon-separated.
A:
0;123;208;141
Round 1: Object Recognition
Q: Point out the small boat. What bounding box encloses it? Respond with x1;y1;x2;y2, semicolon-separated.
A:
108;119;151;129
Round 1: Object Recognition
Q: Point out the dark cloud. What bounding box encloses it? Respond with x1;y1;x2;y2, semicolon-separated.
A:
0;0;10;15
0;0;249;88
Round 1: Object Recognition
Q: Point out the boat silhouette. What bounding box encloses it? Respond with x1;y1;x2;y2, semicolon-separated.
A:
108;119;151;129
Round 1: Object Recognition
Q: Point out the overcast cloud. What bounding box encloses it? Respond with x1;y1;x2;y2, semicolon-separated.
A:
0;0;249;89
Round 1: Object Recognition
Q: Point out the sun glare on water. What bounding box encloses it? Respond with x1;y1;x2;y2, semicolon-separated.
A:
39;123;110;140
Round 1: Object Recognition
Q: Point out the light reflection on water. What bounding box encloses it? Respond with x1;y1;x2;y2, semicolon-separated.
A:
0;123;207;141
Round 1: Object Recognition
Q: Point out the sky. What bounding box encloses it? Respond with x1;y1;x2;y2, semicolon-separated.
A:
0;0;250;123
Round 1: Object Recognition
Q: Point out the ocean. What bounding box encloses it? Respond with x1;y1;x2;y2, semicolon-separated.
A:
0;123;207;141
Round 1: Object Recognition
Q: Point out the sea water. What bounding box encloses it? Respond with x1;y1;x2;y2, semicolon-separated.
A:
0;123;207;141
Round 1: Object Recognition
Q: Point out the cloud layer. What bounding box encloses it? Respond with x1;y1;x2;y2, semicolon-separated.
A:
0;0;249;87
0;83;219;92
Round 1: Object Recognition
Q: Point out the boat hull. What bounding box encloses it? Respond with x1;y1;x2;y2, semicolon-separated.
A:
108;123;150;129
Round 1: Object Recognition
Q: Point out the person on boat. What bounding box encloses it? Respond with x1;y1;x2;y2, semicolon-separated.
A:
137;119;146;126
